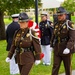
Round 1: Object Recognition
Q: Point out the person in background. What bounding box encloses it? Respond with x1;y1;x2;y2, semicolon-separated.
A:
6;12;42;75
50;7;75;75
28;20;41;38
39;12;53;66
6;14;20;75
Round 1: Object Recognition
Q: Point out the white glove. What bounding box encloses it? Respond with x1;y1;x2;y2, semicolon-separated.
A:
50;47;53;51
63;48;70;54
5;57;10;62
35;60;41;65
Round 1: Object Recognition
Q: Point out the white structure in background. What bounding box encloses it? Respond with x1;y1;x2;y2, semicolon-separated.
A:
56;0;64;2
41;0;64;9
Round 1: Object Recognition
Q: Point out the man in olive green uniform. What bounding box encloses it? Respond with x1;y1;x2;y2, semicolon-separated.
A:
6;12;41;75
51;7;75;75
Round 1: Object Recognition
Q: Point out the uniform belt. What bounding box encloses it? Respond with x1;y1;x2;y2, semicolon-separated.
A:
60;38;69;42
20;47;33;53
55;37;69;43
15;46;34;53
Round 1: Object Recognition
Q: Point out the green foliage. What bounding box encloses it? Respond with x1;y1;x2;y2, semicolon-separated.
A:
0;40;9;75
71;16;75;23
62;0;75;12
0;0;42;15
0;0;35;15
4;18;12;25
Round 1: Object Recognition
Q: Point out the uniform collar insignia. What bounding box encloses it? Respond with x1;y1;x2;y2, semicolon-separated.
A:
45;24;47;27
63;25;66;29
17;34;20;36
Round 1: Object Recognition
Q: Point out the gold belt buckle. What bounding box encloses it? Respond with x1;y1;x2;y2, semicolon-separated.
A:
20;48;24;54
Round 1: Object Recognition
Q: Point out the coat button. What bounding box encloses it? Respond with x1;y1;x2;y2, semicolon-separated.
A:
22;32;24;33
20;42;22;44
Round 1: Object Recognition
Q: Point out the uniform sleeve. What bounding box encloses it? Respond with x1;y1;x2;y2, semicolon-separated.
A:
66;22;75;53
50;31;55;47
48;21;53;37
32;30;41;60
50;26;53;36
7;31;17;59
50;24;55;47
8;44;16;59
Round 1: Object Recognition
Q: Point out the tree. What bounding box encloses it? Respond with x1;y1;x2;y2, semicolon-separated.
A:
62;0;75;13
0;0;35;40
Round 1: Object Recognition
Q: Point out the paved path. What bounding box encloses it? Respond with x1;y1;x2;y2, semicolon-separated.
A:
59;70;75;75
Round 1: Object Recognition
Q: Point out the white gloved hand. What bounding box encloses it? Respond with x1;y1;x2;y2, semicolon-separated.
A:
63;48;70;54
35;60;41;65
50;47;53;51
5;57;10;62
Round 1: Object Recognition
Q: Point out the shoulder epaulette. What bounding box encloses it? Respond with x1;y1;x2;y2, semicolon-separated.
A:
29;29;40;40
66;20;75;30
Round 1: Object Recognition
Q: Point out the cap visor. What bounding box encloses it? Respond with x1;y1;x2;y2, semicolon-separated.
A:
19;18;32;22
56;12;67;15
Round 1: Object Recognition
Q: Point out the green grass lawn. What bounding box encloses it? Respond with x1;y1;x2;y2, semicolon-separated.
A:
71;16;75;23
0;40;75;75
4;18;12;25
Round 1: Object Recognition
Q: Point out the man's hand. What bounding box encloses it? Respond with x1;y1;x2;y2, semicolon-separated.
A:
35;60;41;65
63;48;70;54
5;57;10;62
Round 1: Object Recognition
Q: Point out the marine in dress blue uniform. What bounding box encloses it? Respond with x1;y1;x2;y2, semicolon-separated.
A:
6;14;20;51
39;12;53;65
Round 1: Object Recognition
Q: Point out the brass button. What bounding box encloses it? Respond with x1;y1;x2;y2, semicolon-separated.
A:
20;42;22;44
17;34;20;36
22;32;24;33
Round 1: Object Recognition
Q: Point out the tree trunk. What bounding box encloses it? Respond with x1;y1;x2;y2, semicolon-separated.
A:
0;11;6;40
